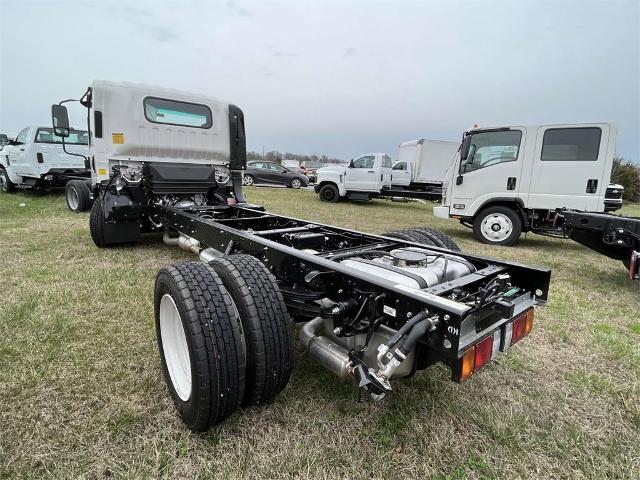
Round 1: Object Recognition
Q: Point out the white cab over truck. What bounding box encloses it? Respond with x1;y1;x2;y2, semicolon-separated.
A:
314;153;393;202
0;126;89;191
434;123;617;245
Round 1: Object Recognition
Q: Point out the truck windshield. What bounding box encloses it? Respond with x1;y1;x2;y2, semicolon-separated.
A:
460;130;521;173
35;128;88;145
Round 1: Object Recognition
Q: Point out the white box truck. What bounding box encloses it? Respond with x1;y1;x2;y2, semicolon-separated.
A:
433;123;618;245
392;139;459;190
0;125;92;211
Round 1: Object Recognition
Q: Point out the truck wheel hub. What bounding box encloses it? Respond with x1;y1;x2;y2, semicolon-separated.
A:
159;294;192;402
481;213;512;241
67;187;79;210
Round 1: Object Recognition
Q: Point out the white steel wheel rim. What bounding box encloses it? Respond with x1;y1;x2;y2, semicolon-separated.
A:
291;178;301;188
159;294;192;402
481;213;513;242
243;175;253;185
67;187;79;210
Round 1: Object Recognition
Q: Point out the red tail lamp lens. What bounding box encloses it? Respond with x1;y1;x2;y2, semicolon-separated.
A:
512;309;534;345
474;334;495;372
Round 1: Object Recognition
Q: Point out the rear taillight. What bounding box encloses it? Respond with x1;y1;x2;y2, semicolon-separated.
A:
511;309;534;345
458;309;534;382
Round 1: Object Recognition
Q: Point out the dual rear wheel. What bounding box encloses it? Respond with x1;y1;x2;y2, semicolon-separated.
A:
155;256;294;432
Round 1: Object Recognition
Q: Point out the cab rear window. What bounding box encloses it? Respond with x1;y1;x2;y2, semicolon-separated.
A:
541;127;601;161
35;128;88;145
144;97;212;129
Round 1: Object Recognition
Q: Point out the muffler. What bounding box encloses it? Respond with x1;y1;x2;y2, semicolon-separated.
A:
300;317;353;380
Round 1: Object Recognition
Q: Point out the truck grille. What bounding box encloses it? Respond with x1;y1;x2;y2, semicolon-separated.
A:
605;188;623;200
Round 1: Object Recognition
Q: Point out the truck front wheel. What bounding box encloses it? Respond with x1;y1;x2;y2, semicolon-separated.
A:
318;184;339;203
0;168;15;193
473;206;522;246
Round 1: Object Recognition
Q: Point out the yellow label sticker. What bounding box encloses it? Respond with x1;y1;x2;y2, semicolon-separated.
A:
112;133;125;144
98;168;107;176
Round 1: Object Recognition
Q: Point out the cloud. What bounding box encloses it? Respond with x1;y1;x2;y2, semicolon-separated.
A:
226;0;251;17
343;47;357;58
147;25;179;43
273;51;298;59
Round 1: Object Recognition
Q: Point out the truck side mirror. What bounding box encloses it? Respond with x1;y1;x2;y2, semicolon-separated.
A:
51;104;70;137
456;175;464;185
348;159;354;168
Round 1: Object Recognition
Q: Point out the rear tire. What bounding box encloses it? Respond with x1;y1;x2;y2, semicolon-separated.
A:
318;184;339;203
0;167;15;193
65;180;91;212
383;229;438;246
473;206;522;246
155;262;246;432
209;254;294;406
410;227;461;251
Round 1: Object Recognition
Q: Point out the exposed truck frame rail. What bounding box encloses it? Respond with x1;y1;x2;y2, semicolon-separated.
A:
560;209;640;279
51;81;552;431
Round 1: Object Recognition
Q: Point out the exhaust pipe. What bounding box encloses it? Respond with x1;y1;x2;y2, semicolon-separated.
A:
300;317;353;380
163;231;200;253
163;231;223;263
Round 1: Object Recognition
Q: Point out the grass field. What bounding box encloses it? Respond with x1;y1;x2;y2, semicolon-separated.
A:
1;187;638;479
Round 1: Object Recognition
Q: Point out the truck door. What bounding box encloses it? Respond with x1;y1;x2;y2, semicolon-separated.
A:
451;129;525;217
7;128;31;176
527;125;610;211
345;154;380;191
392;161;411;186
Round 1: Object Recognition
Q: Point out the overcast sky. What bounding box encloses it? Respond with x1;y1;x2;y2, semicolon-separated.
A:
0;0;638;161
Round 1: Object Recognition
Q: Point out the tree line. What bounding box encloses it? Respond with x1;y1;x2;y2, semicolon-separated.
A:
247;151;345;165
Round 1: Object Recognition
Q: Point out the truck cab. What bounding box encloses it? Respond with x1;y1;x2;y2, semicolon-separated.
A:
0;125;89;192
434;123;617;245
315;153;392;202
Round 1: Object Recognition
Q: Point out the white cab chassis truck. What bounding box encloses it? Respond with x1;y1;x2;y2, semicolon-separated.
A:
50;81;551;431
0;126;92;210
314;153;393;202
434;123;617;245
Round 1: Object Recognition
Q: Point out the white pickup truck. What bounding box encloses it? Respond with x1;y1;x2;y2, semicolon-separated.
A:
315;141;458;203
314;153;393;202
0;125;92;211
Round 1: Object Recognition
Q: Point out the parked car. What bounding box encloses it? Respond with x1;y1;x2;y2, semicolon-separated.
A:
243;161;309;188
299;161;324;183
